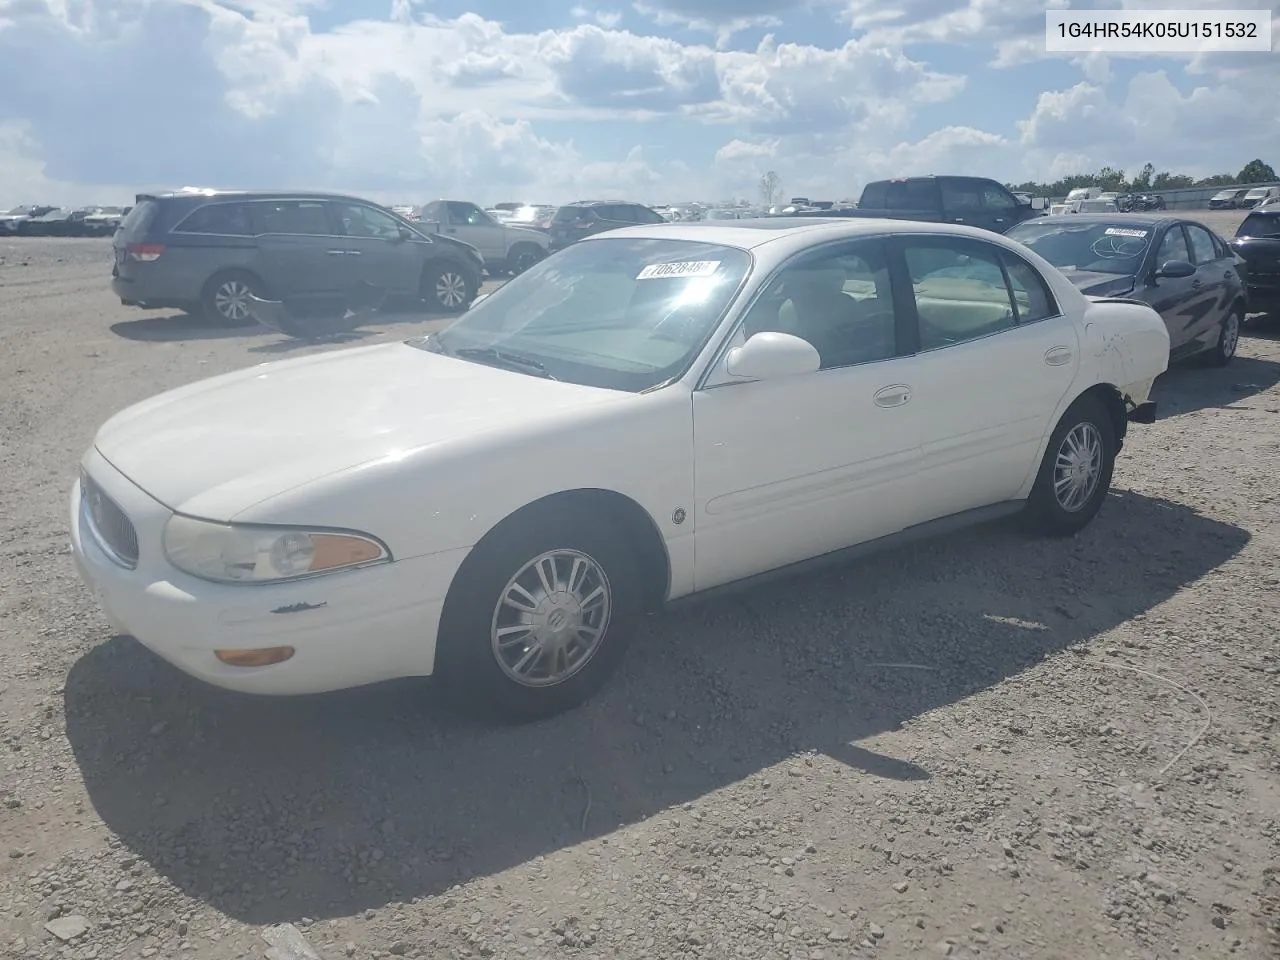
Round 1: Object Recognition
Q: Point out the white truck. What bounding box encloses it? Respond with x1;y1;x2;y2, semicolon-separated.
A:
418;199;551;276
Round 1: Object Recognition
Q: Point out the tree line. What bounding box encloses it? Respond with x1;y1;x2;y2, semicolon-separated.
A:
1007;158;1276;198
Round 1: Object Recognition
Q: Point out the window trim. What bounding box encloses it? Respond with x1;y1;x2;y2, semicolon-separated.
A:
1182;221;1221;265
697;236;908;390
1154;223;1192;266
998;248;1061;324
889;234;1051;356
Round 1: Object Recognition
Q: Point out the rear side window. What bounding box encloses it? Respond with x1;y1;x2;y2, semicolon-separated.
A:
253;200;332;235
553;206;591;223
885;180;940;210
1000;253;1058;323
1237;213;1280;238
175;202;253;236
1184;223;1219;263
117;199;159;241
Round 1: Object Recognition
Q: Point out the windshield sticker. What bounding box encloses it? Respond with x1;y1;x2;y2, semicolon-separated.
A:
1103;227;1148;238
636;260;721;280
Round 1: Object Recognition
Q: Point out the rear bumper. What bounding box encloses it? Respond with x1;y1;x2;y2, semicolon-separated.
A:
1243;283;1280;314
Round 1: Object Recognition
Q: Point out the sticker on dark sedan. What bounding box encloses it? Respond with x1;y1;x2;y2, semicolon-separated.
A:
1103;227;1148;238
636;260;721;279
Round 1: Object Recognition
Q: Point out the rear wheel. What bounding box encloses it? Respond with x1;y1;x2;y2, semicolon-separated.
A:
434;510;640;724
1202;307;1241;367
1023;395;1117;537
506;244;545;276
201;271;262;327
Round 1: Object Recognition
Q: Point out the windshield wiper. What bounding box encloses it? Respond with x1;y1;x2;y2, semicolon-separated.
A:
453;346;557;380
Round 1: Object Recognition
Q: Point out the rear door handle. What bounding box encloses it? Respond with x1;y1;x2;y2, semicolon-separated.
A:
345;249;362;256
1044;345;1073;366
325;249;345;256
873;384;912;408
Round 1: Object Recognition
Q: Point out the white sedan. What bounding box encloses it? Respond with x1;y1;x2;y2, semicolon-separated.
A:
70;218;1170;723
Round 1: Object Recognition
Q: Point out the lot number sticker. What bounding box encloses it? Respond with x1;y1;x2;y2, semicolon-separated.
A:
636;260;721;280
1103;227;1148;238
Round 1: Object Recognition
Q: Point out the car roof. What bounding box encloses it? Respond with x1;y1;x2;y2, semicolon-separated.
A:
578;216;1032;252
139;189;379;204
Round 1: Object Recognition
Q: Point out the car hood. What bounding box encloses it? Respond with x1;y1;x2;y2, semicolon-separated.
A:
93;341;627;517
503;224;550;245
1057;269;1136;298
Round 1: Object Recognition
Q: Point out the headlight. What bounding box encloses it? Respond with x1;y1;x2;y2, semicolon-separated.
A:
162;515;390;584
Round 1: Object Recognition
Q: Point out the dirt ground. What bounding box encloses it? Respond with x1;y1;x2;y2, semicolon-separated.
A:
1;216;1278;960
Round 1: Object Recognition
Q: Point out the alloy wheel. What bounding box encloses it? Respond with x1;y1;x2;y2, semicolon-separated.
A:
1053;421;1103;512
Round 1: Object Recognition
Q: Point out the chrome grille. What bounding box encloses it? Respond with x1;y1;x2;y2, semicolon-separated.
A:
81;470;139;568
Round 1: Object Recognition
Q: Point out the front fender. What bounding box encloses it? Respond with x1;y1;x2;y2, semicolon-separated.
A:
1081;298;1170;401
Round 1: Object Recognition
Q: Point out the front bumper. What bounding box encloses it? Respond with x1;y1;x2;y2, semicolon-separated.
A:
69;447;469;695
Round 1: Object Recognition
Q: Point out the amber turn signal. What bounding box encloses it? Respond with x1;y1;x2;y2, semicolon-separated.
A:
214;646;296;667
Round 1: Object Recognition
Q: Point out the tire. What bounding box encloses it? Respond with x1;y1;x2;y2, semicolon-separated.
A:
505;243;545;276
421;261;477;314
1202;307;1241;367
433;508;641;724
1023;394;1117;538
201;271;263;327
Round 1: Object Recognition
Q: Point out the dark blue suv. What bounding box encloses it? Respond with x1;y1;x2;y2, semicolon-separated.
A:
112;190;486;325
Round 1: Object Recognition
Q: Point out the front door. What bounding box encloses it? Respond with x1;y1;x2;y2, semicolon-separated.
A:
1182;221;1233;349
890;234;1081;519
1144;223;1200;355
692;238;925;591
330;200;425;297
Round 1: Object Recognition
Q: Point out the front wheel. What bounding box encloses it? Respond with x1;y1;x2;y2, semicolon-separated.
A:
421;261;476;314
1202;308;1241;367
433;511;640;724
1023;395;1117;537
506;244;545;276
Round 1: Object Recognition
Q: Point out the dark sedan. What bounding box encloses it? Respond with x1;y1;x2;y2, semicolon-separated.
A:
1005;214;1246;366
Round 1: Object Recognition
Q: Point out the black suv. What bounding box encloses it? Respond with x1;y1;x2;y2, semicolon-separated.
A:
112;190;486;325
548;200;666;251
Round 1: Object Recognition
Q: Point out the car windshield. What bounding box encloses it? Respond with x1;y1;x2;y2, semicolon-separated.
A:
1237;213;1280;238
417;237;752;392
1005;220;1152;275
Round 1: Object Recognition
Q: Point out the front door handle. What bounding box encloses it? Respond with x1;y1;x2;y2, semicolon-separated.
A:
1044;345;1073;366
873;384;912;408
325;249;346;256
345;249;362;256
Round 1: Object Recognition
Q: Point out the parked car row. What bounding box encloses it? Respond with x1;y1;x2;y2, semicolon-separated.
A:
0;204;130;236
73;214;1173;722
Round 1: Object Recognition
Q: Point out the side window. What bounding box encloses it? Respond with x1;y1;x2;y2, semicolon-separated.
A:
1155;226;1191;265
940;179;983;212
420;201;444;222
632;205;666;224
1000;252;1059;323
253;200;332;235
739;239;897;370
446;202;490;227
885;179;939;210
176;202;252;235
1184;223;1219;264
334;203;403;240
982;185;1017;211
903;239;1018;351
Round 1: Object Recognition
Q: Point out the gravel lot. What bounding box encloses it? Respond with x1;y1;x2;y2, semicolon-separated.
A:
2;216;1278;960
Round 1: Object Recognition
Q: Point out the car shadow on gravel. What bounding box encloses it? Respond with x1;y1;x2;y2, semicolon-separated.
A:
1152;352;1280;417
63;490;1248;925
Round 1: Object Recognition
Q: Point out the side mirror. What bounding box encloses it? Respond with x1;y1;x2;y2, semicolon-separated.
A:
396;225;414;242
725;332;821;380
1154;259;1196;280
1030;197;1047;210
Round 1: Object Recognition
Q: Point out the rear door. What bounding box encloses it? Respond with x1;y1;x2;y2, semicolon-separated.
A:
248;199;348;301
889;233;1080;516
111;198;161;282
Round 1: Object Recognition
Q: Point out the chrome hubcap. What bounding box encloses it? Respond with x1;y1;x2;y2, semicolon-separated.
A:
1222;312;1239;357
1054;421;1103;512
214;280;251;321
436;272;467;307
490;549;612;688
